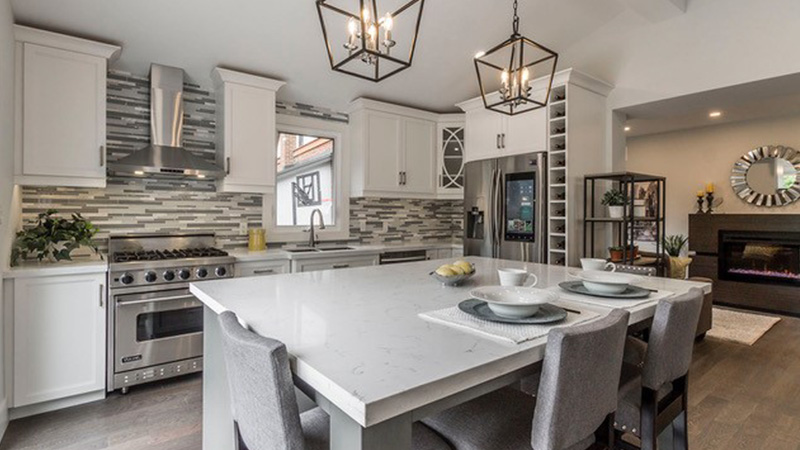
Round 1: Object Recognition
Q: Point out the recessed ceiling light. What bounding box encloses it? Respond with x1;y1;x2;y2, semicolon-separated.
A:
134;170;144;175
709;111;722;118
624;126;631;132
197;174;206;179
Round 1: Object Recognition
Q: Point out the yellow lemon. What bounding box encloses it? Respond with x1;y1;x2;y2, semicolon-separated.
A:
453;260;474;274
435;266;458;277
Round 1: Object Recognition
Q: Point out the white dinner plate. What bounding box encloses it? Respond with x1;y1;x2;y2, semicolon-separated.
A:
469;286;559;319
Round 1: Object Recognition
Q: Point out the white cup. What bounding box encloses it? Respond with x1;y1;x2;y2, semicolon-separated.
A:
498;268;538;287
580;258;617;272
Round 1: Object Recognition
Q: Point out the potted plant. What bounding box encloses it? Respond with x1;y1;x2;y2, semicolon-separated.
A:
608;246;625;262
663;234;692;279
601;189;626;219
10;209;99;266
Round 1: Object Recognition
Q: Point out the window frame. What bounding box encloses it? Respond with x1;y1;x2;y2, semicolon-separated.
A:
265;114;350;242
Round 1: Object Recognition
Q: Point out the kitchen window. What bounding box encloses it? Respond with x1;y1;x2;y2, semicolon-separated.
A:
268;115;350;241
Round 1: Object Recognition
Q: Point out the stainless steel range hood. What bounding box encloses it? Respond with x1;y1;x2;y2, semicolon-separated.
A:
108;64;224;179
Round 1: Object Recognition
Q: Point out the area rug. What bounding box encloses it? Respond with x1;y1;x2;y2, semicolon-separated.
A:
706;307;781;346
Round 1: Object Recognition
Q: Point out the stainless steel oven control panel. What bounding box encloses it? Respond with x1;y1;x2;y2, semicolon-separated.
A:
113;357;203;390
109;262;234;288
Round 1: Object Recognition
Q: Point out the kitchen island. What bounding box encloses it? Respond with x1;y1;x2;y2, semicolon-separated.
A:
190;257;711;450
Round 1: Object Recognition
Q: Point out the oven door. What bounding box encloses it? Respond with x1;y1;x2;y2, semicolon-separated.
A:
114;287;203;373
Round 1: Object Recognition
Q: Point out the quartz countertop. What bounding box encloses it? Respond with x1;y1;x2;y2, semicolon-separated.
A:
191;257;710;427
3;255;108;279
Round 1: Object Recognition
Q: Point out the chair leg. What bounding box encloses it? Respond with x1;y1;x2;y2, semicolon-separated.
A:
640;388;658;450
595;413;615;449
672;376;689;450
234;421;248;450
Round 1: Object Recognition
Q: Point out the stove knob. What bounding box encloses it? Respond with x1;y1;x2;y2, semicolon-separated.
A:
215;266;227;277
120;273;134;285
163;270;176;281
196;268;208;279
144;271;158;283
178;269;191;280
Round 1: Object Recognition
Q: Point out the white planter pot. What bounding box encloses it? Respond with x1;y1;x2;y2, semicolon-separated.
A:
608;206;625;219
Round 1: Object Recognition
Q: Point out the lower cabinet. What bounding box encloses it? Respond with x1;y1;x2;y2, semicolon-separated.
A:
235;259;291;278
292;254;379;273
11;272;106;408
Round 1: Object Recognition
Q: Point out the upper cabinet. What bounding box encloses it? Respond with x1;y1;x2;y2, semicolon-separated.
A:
457;94;547;163
212;68;285;194
437;114;465;198
14;26;121;188
350;99;438;198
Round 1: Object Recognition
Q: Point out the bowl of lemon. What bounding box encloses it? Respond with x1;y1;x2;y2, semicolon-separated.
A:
431;260;476;286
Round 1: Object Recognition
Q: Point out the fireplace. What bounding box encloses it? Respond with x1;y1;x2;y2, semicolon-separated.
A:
719;230;800;286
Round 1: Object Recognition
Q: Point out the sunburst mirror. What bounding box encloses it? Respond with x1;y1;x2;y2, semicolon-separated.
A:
730;145;800;207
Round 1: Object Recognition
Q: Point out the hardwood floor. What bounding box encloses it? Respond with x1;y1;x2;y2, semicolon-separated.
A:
1;312;799;449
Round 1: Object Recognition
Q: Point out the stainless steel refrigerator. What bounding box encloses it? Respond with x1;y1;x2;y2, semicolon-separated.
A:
463;152;547;262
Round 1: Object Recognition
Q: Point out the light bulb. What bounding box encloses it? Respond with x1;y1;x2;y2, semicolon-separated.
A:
383;14;393;31
501;70;509;84
362;7;370;22
348;17;359;36
368;23;378;39
474;51;486;59
521;67;530;83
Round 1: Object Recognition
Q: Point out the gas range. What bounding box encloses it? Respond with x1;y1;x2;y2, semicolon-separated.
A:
109;234;235;288
107;233;234;394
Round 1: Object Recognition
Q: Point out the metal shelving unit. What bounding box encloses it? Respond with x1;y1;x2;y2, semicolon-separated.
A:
582;172;667;272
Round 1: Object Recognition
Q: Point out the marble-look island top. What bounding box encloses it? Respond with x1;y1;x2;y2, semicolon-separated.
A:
191;257;709;428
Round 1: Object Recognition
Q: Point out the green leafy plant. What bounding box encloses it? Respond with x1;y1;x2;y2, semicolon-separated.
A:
608;245;625;251
601;189;626;206
663;234;689;257
10;209;99;266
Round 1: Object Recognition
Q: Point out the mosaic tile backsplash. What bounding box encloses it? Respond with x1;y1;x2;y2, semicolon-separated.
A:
19;70;462;250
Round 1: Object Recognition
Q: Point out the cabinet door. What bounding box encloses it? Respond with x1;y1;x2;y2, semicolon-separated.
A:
464;108;502;162
293;255;379;273
364;112;403;192
402;118;436;195
235;259;291;278
502;107;547;156
22;43;106;181
223;83;276;190
13;274;106;407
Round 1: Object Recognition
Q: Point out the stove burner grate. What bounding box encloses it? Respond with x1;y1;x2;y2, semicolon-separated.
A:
112;247;229;263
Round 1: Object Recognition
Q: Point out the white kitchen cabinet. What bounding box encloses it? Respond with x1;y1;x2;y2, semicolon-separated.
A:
213;68;285;194
14;26;120;188
11;272;106;408
457;94;547;162
292;254;379;273
437;115;466;198
235;259;291;278
350;99;438;198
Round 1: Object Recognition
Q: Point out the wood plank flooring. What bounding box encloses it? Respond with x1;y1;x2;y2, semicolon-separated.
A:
1;312;799;449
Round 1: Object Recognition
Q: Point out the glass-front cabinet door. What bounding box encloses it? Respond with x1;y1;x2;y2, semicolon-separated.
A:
438;120;465;197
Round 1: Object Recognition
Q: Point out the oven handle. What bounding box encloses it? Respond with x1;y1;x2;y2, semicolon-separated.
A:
116;294;198;307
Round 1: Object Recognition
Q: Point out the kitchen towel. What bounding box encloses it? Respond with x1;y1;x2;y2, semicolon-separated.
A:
548;285;673;309
419;306;600;345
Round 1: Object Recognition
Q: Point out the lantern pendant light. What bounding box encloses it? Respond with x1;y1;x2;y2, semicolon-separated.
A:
474;0;558;115
316;0;425;82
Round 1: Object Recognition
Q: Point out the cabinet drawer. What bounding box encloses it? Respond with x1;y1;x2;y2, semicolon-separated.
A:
293;255;379;273
235;260;291;278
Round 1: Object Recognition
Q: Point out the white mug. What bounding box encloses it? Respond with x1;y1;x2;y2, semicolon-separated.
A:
498;268;538;287
580;258;617;272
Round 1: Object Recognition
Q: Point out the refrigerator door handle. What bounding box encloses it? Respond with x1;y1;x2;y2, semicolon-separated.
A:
493;168;504;258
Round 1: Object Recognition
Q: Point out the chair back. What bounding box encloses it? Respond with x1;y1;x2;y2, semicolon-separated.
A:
614;264;656;277
218;311;304;450
532;309;631;450
641;288;704;390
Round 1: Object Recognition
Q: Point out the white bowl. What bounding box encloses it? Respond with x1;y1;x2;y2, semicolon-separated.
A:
577;271;635;295
470;286;559;319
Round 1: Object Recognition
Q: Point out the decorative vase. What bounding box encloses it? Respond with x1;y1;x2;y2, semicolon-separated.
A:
608;206;624;219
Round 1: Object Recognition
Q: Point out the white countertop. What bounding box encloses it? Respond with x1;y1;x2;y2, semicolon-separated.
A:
229;241;462;263
191;257;710;428
3;255;108;279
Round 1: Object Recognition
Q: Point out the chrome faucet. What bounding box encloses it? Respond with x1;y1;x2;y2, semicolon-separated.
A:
308;209;325;247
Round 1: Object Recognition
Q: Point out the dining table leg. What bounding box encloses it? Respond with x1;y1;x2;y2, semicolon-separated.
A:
327;403;413;450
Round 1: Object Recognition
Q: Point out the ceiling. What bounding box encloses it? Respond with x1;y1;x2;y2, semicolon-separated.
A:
10;0;677;113
620;72;800;138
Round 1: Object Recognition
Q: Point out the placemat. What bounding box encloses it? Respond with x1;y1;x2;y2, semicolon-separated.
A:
419;304;600;345
548;285;673;309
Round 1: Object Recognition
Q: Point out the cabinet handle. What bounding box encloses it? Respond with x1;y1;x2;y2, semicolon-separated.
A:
501;134;506;149
253;269;275;274
332;264;350;269
496;134;501;149
403;171;407;185
99;284;105;308
226;157;231;175
99;145;105;167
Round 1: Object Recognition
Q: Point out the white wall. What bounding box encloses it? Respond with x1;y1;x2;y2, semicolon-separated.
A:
0;0;14;437
626;113;800;239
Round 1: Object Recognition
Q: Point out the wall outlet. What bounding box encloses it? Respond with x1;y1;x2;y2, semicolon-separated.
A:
239;222;248;234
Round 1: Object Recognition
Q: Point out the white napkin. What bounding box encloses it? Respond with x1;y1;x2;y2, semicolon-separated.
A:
548;285;673;309
419;305;599;345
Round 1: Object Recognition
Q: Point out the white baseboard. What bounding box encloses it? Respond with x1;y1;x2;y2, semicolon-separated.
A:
9;390;105;421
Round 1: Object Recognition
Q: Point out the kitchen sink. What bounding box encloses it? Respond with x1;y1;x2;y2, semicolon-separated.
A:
316;246;355;251
284;247;319;253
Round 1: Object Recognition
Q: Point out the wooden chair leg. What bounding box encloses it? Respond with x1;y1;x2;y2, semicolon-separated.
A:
672;376;689;450
640;388;658;450
595;413;615;449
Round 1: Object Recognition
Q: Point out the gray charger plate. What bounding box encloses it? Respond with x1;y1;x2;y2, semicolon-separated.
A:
559;281;651;299
458;299;567;325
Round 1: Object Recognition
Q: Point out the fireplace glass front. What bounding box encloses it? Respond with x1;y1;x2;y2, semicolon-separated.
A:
719;231;800;285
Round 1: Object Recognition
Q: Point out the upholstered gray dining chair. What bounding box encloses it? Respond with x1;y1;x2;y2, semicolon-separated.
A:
422;309;631;450
217;311;453;450
614;288;704;450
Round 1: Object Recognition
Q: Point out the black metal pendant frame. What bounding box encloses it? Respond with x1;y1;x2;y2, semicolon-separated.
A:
475;1;558;116
316;0;425;83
